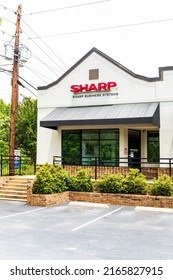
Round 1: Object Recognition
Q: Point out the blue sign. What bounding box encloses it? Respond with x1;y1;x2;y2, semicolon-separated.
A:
14;159;19;169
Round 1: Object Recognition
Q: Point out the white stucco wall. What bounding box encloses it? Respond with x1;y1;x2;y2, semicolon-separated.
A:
160;102;173;158
38;52;158;109
37;49;173;164
37;108;59;164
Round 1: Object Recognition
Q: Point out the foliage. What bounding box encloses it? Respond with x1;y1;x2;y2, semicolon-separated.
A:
33;166;93;194
96;169;147;194
32;165;173;197
96;173;124;193
68;169;93;192
122;168;147;194
32;164;69;194
0;99;10;154
15;97;37;159
0;98;37;160
151;174;173;196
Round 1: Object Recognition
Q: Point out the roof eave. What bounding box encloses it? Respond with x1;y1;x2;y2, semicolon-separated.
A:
38;47;173;91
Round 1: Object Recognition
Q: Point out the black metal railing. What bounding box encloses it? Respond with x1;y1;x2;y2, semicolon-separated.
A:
0;155;36;176
53;155;173;180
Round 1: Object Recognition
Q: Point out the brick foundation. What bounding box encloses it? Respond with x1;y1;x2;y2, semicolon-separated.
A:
27;184;173;208
27;184;69;206
69;192;173;208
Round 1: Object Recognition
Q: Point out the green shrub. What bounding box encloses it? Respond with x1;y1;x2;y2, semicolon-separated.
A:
32;163;69;194
68;169;93;192
151;174;173;196
96;173;124;193
122;168;147;194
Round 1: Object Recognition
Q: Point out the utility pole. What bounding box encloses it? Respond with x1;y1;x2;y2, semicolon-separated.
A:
9;5;22;176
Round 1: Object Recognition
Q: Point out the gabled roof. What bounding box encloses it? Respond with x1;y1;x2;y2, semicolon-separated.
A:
38;47;173;90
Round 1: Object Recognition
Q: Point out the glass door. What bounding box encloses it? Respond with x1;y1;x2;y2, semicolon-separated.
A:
128;129;141;168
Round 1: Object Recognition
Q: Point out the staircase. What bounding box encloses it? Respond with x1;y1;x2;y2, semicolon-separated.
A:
0;176;35;202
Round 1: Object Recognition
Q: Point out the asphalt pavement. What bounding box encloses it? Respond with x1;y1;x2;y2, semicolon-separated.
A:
0;200;173;260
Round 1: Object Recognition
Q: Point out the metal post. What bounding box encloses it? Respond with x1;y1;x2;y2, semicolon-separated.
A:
95;157;97;180
0;155;2;176
169;158;172;177
19;156;22;175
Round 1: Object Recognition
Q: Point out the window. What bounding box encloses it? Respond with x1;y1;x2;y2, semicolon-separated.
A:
62;129;119;166
62;130;81;165
147;131;159;162
89;69;99;80
100;130;119;165
82;130;99;165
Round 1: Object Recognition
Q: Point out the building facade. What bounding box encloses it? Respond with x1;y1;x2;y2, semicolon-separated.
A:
37;48;173;177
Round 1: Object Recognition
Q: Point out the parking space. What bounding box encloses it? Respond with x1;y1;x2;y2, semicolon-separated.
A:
0;200;173;260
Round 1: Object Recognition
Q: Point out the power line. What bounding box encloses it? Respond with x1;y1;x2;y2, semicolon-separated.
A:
0;67;37;97
0;65;45;91
0;4;16;14
0;0;111;78
22;0;110;16
25;65;51;84
17;79;37;97
18;75;37;91
21;3;110;74
31;52;63;76
0;29;14;38
1;14;68;75
22;19;68;70
0;53;54;86
25;64;56;83
1;16;15;25
19;85;37;97
22;17;173;40
29;50;63;78
0;63;13;67
21;27;66;76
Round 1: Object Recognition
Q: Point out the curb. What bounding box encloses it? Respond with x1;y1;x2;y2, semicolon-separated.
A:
135;206;173;213
69;201;109;208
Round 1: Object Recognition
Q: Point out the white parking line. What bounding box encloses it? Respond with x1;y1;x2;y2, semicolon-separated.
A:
0;207;47;220
71;206;122;232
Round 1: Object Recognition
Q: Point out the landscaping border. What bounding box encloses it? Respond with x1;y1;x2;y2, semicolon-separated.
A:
27;184;173;208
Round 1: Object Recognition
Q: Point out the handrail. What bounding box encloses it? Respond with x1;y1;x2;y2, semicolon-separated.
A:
53;155;173;166
53;155;173;179
0;155;36;176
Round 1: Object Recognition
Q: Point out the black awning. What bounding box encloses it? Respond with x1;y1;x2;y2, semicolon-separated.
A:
40;103;160;130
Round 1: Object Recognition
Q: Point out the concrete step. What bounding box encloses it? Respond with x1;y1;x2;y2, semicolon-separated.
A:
9;176;35;180
3;182;28;187
0;189;27;196
0;186;27;191
8;176;35;182
0;193;27;201
8;179;34;183
0;197;26;202
0;176;35;202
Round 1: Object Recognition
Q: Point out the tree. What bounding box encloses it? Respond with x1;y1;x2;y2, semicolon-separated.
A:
15;97;37;160
0;98;37;158
0;99;10;154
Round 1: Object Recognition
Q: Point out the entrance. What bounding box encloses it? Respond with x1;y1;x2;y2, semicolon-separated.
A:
128;129;141;168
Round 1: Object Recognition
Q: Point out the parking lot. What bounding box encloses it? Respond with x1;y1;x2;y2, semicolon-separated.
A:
0;200;173;260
